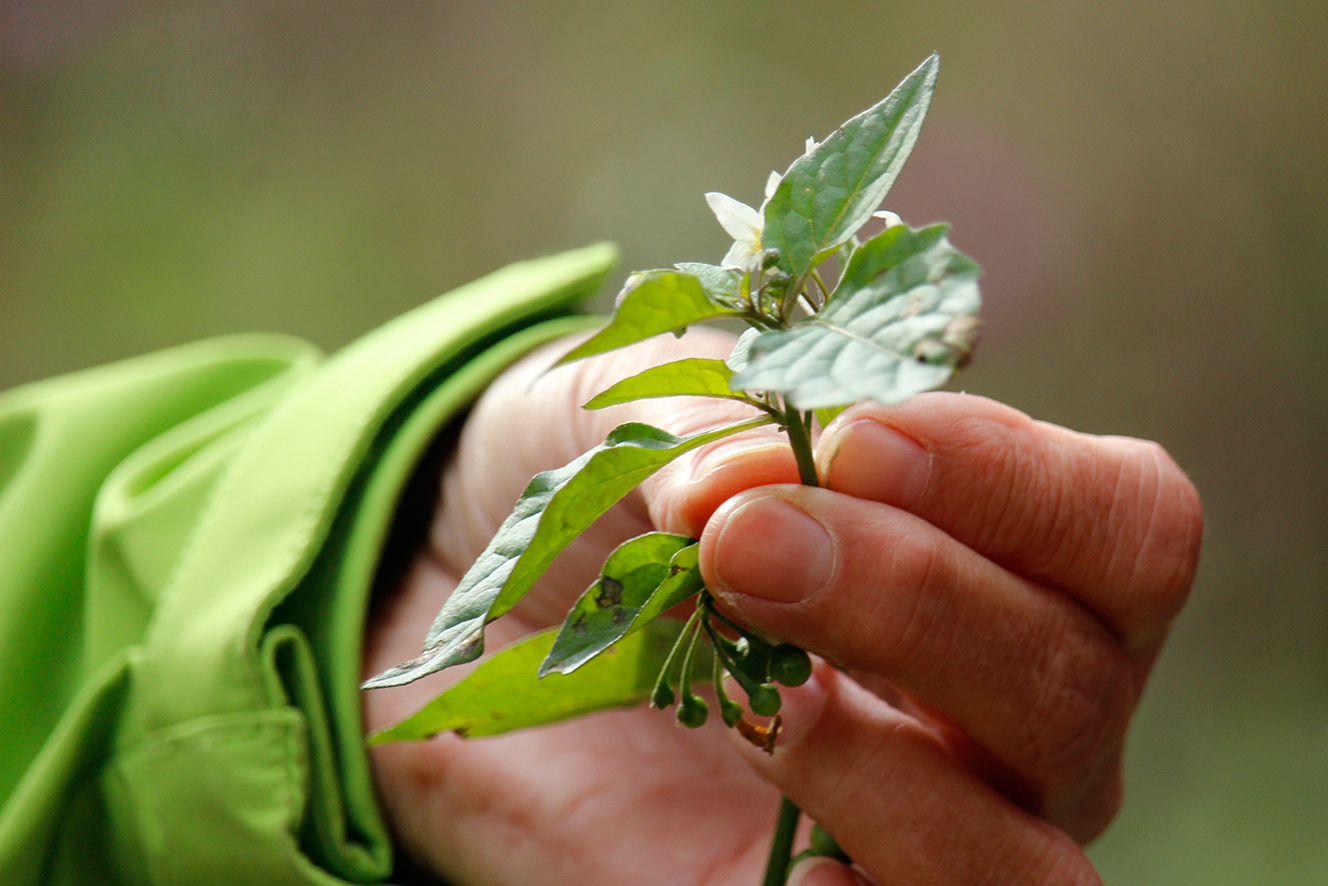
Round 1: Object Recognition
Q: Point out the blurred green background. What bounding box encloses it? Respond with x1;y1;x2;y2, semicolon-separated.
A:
2;1;1325;881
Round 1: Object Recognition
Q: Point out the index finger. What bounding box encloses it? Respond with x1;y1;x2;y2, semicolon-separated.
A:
816;393;1203;654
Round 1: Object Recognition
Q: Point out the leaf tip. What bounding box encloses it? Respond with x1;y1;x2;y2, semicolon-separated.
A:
359;664;413;691
906;53;941;94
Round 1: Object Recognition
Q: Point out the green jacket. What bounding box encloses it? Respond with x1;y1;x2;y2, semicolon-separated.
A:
0;244;616;885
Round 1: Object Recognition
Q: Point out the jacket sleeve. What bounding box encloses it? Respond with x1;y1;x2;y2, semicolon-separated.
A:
0;244;617;886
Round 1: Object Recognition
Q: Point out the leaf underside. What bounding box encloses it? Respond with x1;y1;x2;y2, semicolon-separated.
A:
369;619;693;743
362;418;770;689
557;271;737;364
540;535;705;676
762;54;939;281
731;223;981;409
725;327;762;374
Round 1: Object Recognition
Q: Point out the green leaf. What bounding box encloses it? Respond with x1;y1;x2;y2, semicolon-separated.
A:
368;619;689;743
633;542;706;626
557;271;738;364
583;358;754;409
762;54;938;280
814;404;849;429
541;536;705;677
362;416;772;689
540;533;693;676
834;223;949;295
675;262;743;308
730;224;980;409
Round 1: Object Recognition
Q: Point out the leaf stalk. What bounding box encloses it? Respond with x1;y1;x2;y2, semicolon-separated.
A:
781;403;820;488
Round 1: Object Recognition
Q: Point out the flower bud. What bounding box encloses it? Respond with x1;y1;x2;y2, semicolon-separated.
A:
651;681;675;710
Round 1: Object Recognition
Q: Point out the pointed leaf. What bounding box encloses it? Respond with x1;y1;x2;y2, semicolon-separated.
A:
363;416;772;688
539;533;695;677
583;358;754;409
731;225;980;409
368;619;689;743
675;262;744;308
762;54;938;280
557;271;738;364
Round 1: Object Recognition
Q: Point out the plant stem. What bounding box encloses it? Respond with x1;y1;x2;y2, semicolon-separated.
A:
762;797;802;886
755;405;819;885
782;405;820;487
810;269;831;307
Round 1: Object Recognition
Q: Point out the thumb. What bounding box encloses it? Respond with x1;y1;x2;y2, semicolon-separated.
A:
430;327;797;574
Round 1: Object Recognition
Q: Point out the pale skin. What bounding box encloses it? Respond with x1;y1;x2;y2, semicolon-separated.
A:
361;328;1204;886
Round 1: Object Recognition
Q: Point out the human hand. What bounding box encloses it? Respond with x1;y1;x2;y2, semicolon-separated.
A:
361;328;1202;885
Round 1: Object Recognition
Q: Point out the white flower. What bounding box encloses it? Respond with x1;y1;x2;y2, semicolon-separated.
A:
706;133;826;269
705;192;762;270
705;169;783;271
872;209;904;228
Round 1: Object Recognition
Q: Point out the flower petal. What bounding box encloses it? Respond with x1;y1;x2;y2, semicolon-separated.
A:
705;191;762;242
871;209;903;228
764;170;782;201
721;238;761;271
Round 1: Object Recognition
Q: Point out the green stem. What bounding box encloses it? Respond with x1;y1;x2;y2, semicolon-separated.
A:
755;403;819;885
810;269;831;307
702;595;776;657
651;607;704;709
762;797;802;886
782;404;820;487
678;613;705;698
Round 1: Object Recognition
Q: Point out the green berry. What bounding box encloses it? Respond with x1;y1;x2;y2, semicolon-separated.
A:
770;645;812;686
677;696;709;728
718;695;744;728
748;683;782;717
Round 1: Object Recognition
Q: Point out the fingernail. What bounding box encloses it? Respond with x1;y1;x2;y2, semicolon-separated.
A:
713;495;834;603
823;420;930;508
692;440;789;481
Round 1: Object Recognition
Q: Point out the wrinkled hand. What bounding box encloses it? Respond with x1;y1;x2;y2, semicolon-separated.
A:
361;328;1202;886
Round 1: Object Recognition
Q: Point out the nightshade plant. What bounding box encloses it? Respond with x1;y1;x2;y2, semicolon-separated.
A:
364;54;981;885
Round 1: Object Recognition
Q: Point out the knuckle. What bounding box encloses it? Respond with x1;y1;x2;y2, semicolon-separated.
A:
1021;623;1135;780
946;411;1071;575
852;528;953;673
